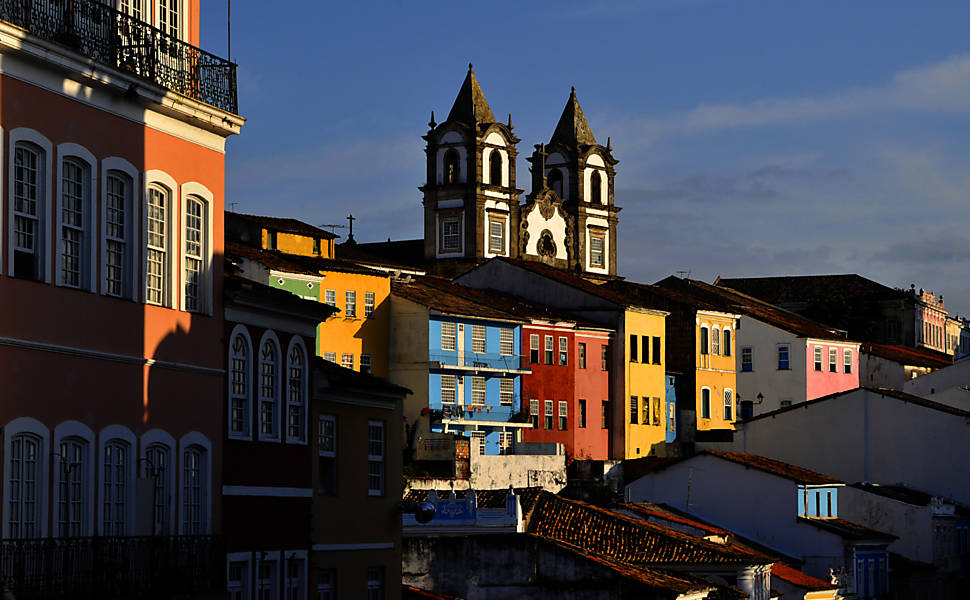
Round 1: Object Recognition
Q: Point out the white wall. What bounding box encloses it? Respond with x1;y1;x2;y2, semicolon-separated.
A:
838;485;934;564
735;317;805;413
904;357;970;400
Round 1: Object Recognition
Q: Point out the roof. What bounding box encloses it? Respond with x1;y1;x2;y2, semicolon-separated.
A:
445;64;496;126
227;242;321;277
861;342;952;369
618;502;731;537
313;355;411;398
223;273;337;323
337;239;428;271
550;87;597;148
716;274;907;304
527;492;769;566
770;563;837;592
603;279;728;314
850;482;932;507
702;450;843;485
796;517;896;542
392;276;528;321
403;487;543;516
402;585;461;600
227;211;337;239
745;386;970;422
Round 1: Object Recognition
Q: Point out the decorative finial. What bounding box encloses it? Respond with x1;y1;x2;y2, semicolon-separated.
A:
607;136;612;151
468;62;474;72
507;113;513;129
571;85;576;95
428;110;436;129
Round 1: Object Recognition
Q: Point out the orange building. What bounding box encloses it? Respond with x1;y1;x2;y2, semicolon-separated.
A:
0;1;240;596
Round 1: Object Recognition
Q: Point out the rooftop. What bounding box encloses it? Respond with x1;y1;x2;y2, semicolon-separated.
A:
702;450;843;485
861;342;952;369
313;355;411;398
716;274;908;305
745;386;970;422
403;487;543;515
228;212;338;240
797;516;896;542
770;563;838;592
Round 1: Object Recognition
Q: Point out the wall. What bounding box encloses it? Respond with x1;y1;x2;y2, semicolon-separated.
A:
904;358;970;400
805;341;860;401
734;317;804;413
838;486;933;565
623;310;668;457
388;296;431;445
316;269;391;378
694;312;738;431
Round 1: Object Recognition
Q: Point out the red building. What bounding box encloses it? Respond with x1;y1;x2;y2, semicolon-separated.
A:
521;320;612;460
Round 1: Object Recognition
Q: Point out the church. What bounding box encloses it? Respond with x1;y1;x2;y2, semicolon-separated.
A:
345;64;620;280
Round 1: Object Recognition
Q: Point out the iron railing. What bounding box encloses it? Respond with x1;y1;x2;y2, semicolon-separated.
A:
429;352;527;372
0;0;238;113
0;535;224;599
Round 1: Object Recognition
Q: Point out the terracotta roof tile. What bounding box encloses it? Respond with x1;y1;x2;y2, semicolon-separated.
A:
618;502;731;536
797;517;896;541
402;585;461;600
703;450;843;485
392;276;526;321
770;563;838;591
227;242;320;276
861;342;952;369
227;211;337;239
487;258;656;309
716;274;907;304
745;386;970;421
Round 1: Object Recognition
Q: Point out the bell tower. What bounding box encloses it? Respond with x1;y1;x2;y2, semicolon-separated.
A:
421;64;522;264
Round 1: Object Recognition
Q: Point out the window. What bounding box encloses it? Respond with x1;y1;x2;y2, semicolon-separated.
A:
145;443;170;535
360;354;372;375
471;431;486;456
544;400;554;430
488;219;505;254
558;401;568;430
7;433;43;538
489;149;502;185
119;0;144;20
229;332;251;438
366;566;384;600
701;388;711;419
641;399;649;426
578;399;587;428
470;377;486;405
844;349;853;374
559;337;568;365
442;322;457;351
345;291;357;318
317;569;336;600
318;415;336;496
441;375;457;404
500;379;514;406
323;352;336;363
589;234;605;268
590;170;602;204
102;441;129;535
341;354;354;370
267;231;278;251
228;559;249;600
313;238;321;256
324;289;336;306
778;345;790;370
601;345;608;370
629;334;638;362
652;397;661;426
367;422;385;496
158;0;180;38
499;432;513;455
260;339;280;439
443;149;460;184
13;143;45;281
183;196;206;312
724;390;733;421
59;158;90;289
723;329;732;357
287;343;306;443
630;397;639;424
472;325;487;353
56;438;87;537
500;328;514;356
257;556;279;600
814;346;823;371
440;217;461;253
652;337;662;364
700;327;709;355
364;292;375;318
104;172;132;297
829;348;838;372
530;399;539;429
146;186;169;305
780;400;792;408
741;347;753;372
548;168;564;198
530;333;540;363
544;335;554;364
601;401;609;429
182;445;206;534
578;343;586;369
711;327;720;355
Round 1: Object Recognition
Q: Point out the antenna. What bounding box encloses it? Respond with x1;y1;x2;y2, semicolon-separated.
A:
228;201;239;211
318;223;347;235
676;270;691;279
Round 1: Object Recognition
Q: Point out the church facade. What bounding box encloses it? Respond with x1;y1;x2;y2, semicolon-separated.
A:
420;65;620;280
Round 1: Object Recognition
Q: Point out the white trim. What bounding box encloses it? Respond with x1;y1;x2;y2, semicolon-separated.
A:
178;431;212;535
222;486;313;498
311;542;394;551
285;335;309;445
100;157;140;299
700;386;712;420
153;0;188;41
226;552;253;600
55;143;98;291
257;330;283;442
255;550;281;600
52;420;96;537
281;549;308;600
1;417;50;539
139;429;177;535
180;181;214;315
436;212;464;258
97;424;137;536
8;127;54;282
228;324;254;441
143;169;178;307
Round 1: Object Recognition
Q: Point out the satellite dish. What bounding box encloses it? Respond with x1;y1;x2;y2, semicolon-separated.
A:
415;501;436;524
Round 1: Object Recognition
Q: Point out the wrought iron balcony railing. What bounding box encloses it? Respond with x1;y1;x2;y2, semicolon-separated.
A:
0;0;238;113
0;535;224;600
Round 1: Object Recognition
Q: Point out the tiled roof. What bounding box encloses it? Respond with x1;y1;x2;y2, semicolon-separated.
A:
770;563;836;591
402;585;461;600
850;482;932;507
745;386;970;422
716;274;907;304
227;211;337;239
391;276;538;322
603;279;727;314
861;342;952;369
618;502;731;537
338;239;427;271
227;242;321;276
703;451;843;485
486;258;651;309
797;517;896;542
279;252;391;277
313;356;411;398
527;493;767;566
550;88;597;148
224;273;337;322
403;487;542;515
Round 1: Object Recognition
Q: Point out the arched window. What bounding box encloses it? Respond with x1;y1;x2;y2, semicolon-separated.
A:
59;158;92;289
444;149;460;184
183;196;206;312
182;445;206;534
7;433;43;538
489;150;502;186
56;437;88;537
105;170;133;298
13;143;46;281
590;171;603;204
145;442;171;535
548;169;564;199
260;337;280;440
286;342;306;443
102;440;130;535
229;330;252;439
146;185;170;306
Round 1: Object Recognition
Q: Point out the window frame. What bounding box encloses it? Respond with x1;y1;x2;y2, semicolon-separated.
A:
345;290;357;318
723;328;732;357
470;376;486;406
529;333;540;363
578;342;586;369
228;325;253;440
52;421;95;539
286;337;308;444
56;144;97;291
558;400;568;430
143;170;178;308
178;432;211;535
318;414;337;496
723;389;733;421
544;400;554;430
440;375;457;405
487;217;505;255
8;129;54;283
700;326;709;355
530;399;539;429
630;396;639;424
360;354;372;374
181;183;213;314
367;421;385;497
364;291;375;318
844;349;853;374
258;331;283;442
544;335;554;365
499;378;514;406
700;387;711;419
629;334;638;362
4;418;50;539
341;353;354;371
711;327;720;355
814;346;823;371
741;347;753;372
777;344;791;371
471;324;487;354
578;399;587;428
652;336;662;365
558;336;568;366
500;327;514;356
828;348;838;373
441;322;457;352
98;425;137;537
439;215;462;254
101;158;139;299
324;289;336;306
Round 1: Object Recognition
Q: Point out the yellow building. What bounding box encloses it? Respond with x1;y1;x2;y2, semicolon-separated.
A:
622;307;671;458
694;310;740;431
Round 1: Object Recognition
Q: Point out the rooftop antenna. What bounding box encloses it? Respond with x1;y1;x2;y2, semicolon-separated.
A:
676;270;691;279
228;201;239;211
317;223;347;236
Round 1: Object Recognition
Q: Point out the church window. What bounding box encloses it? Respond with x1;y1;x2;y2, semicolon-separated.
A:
590;170;603;204
440;217;461;253
488;218;505;254
489;150;503;186
548;169;564;199
589;234;605;268
443;150;460;184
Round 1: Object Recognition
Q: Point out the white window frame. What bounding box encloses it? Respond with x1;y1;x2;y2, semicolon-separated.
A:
154;0;187;40
814;346;823;371
98;424;137;536
499;378;514;406
545;399;554;430
559;336;568;365
226;552;252;600
52;421;95;538
589;233;605;268
724;388;734;421
470;376;486;405
324;289;336;306
558;400;568;430
440;375;456;405
143;170;178;308
56;143;97;291
8;128;53;282
140;429;177;535
258;330;283;442
341;353;354;370
844;349;853;374
180;182;214;314
323;351;336;363
364;291;375;318
700;387;711;419
360;354;372;374
255;550;281;600
741;347;753;371
500;327;514;356
228;325;253;441
101;157;139;299
367;421;385;496
471;325;487;354
282;550;308;600
441;321;457;352
530;399;539;428
286;336;308;444
828;348;838;372
2;418;50;539
345;290;357;318
178;431;212;535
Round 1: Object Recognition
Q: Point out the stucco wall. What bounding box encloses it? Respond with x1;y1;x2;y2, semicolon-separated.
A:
734;317;804;413
838;486;933;564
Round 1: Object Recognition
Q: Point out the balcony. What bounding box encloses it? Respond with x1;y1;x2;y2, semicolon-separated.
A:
0;535;224;599
0;0;237;113
429;351;529;373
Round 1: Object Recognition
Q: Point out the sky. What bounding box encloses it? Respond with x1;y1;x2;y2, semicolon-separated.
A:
202;1;970;316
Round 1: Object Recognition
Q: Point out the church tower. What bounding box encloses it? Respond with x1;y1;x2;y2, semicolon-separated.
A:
520;88;619;278
421;65;523;264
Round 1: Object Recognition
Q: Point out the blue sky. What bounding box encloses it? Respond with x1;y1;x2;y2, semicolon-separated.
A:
203;1;970;315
